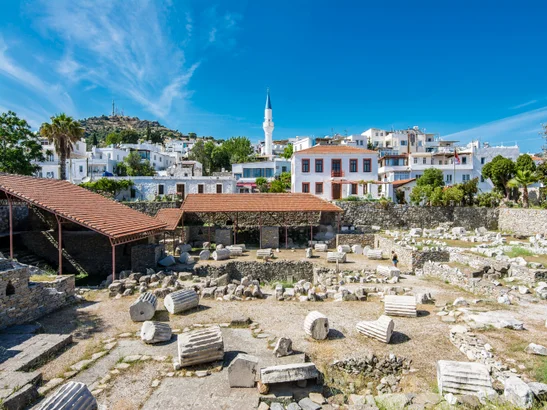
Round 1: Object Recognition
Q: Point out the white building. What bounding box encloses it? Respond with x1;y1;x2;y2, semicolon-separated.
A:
293;136;315;153
291;145;379;201
107;175;236;201
36;138;88;182
232;158;291;193
261;89;274;157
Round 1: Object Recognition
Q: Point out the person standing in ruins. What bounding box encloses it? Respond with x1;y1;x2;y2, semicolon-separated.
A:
391;251;398;267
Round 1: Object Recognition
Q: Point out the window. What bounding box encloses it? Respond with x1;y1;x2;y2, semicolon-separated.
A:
462;174;470;182
415;174;422;179
216;184;222;194
158;184;165;195
349;159;358;172
481;176;485;182
446;174;452;183
315;182;323;194
363;184;368;194
282;166;287;173
117;155;120;160
431;159;435;165
79;165;83;173
160;157;162;162
315;159;323;173
481;157;485;165
413;158;418;164
302;159;310;173
47;153;54;162
351;183;358;195
401;140;407;146
154;155;156;160
363;158;372;173
198;184;204;194
422;158;427;164
130;188;136;199
302;182;310;193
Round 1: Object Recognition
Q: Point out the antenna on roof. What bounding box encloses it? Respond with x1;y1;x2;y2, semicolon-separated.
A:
112;99;115;116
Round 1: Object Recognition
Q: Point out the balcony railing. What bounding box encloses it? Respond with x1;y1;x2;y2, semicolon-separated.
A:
331;170;344;177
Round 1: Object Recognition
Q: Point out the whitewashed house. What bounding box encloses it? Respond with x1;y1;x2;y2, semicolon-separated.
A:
232;158;291;192
291;145;379;201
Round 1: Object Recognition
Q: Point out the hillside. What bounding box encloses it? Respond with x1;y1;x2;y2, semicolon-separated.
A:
79;115;185;142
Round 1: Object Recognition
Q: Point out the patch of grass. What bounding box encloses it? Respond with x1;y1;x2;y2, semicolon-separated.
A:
505;246;534;258
273;280;294;288
534;357;547;383
29;274;58;282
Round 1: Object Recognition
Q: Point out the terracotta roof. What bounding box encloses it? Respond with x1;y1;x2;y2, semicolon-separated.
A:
392;178;416;188
294;145;378;155
0;174;166;241
181;193;343;213
155;208;183;231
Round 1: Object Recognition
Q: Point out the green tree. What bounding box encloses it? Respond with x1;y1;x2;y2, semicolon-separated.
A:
507;170;540;208
188;132;197;138
442;186;464;206
211;146;231;172
456;178;479;206
282;144;293;159
516;154;536;173
0;111;45;175
269;179;285;192
410;185;432;205
256;177;268;192
279;172;291;190
482;155;516;198
417;168;445;188
39;113;85;180
223;136;253;164
146;123;151;141
476;191;503;207
105;132;122;145
123;151;155;176
149;130;164;144
119;129;140;144
80;178;134;198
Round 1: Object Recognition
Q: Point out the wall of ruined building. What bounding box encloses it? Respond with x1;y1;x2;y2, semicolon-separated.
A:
0;205;29;234
0;261;75;330
193;260;314;283
123;201;179;216
335;234;375;248
336;202;499;230
260;226;279;248
131;244;164;273
374;235;449;270
18;231;146;277
498;208;547;236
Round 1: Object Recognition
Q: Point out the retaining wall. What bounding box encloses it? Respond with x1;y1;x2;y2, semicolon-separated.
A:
375;235;450;270
498;208;547;236
335;234;375;248
123;201;179;216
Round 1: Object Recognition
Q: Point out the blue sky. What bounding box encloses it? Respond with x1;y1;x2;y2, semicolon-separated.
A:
1;0;546;152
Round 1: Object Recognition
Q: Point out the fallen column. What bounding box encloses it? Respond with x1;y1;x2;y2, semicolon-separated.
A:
256;249;273;259
141;321;172;344
260;363;319;388
377;265;401;278
38;381;97;410
212;248;230;261
129;292;157;322
384;295;417;317
314;243;328;252
177;325;224;367
304;311;329;340
327;252;346;263
337;244;351;253
356;315;394;343
351;244;363;254
366;249;383;260
164;289;199;314
199;250;210;260
227;246;244;257
437;360;495;396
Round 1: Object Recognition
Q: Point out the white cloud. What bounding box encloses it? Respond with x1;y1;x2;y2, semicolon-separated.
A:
510;99;538;110
209;28;217;43
443;106;547;147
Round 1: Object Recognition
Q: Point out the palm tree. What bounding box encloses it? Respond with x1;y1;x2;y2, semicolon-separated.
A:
507;170;540;208
40;114;85;180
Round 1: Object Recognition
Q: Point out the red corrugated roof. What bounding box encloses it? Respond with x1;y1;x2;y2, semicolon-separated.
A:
155;208;183;231
0;174;166;240
181;193;343;213
295;145;378;155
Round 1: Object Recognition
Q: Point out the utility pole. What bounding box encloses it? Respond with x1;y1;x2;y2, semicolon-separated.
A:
112;100;115;116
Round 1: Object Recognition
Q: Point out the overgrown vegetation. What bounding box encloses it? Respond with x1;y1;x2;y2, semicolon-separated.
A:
80;178;134;198
505;246;534;258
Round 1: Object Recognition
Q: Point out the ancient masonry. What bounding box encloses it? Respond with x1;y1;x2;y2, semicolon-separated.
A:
177;325;224;367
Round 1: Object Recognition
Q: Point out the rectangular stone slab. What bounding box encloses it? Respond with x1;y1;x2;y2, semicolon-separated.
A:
260;363;318;384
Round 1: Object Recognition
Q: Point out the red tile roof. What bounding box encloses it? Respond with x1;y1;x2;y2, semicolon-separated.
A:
0;174;166;240
392;178;416;188
294;145;378;155
181;193;343;213
155;208;183;231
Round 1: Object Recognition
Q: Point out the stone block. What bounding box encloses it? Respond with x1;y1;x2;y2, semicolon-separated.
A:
356;315;394;343
260;363;319;384
199;250;210;260
164;289;199;314
37;381;97;410
177;326;224;367
212;249;230;261
504;376;533;409
129;292;157;322
384;295;417;317
327;252;346;263
377;265;400;278
437;360;495;397
141;321;172;344
303;311;329;340
273;337;293;357
227;353;259;388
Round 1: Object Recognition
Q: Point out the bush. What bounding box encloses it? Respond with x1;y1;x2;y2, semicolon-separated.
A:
340;196;362;202
476;191;502;208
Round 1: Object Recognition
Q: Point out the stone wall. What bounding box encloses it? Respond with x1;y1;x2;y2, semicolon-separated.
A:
193;260;314;283
336;202;499;231
123;201;178;216
0;260;75;330
215;228;233;246
131;244;163;273
498;208;547;236
336;233;375;248
375;235;450;270
0;205;29;233
261;226;279;248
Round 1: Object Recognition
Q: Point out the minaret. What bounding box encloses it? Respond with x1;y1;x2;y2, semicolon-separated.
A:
263;88;274;157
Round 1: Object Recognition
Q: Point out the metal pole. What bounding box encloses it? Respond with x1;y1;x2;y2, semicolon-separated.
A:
56;215;62;275
285;226;288;249
7;195;13;259
234;212;238;245
310;224;313;244
259;213;262;249
112;243;116;281
172;232;176;254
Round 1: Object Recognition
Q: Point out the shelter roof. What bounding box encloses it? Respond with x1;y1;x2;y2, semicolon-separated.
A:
0;174;166;241
155;208;183;231
181;193;342;213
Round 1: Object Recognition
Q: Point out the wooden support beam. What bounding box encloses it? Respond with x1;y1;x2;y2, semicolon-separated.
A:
7;195;13;259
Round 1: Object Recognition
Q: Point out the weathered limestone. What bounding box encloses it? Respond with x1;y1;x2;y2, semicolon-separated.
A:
141;321;172;344
367;249;383;260
337;245;351;253
256;249;274;259
233;244;247;250
177;325;224;367
129;292;157;322
356;315;394;343
38;381;97;410
164;289;199;314
227;353;259;388
351;244;363;254
304;311;329;340
199;250;210;260
178;244;192;253
260;363;319;385
158;255;176;267
525;343;547;356
437;360;495;397
314;243;328;252
384;295;417;317
273;337;293;357
327;252;346;263
376;265;401;278
305;248;313;258
504;376;533;409
227;246;244;256
212;248;230;261
179;252;190;263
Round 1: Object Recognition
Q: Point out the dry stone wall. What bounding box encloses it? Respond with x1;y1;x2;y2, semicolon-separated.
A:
0;205;28;233
336;234;375;248
123;201;179;216
498;208;547;236
375;235;450;270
